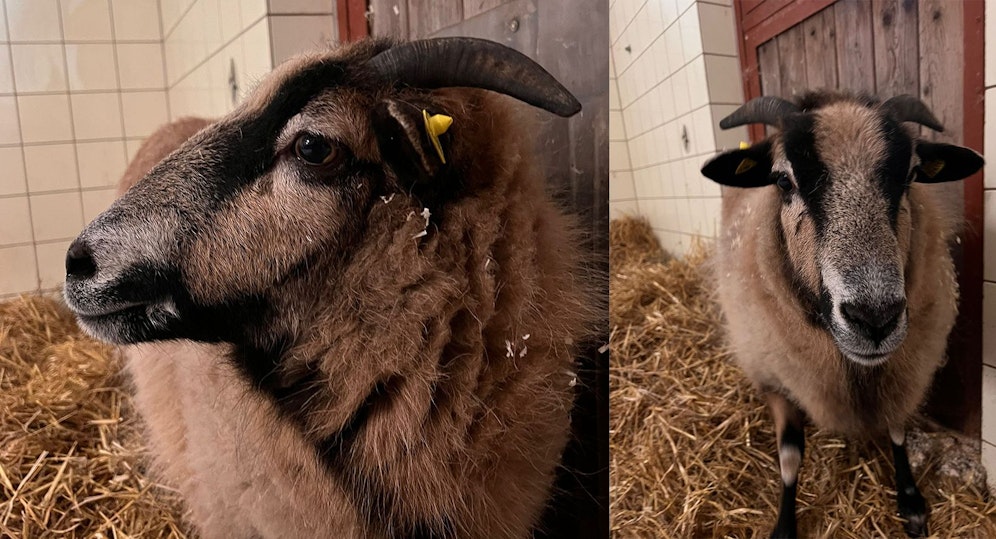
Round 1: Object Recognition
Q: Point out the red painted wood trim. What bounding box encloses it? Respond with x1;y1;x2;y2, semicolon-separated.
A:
743;0;837;52
347;0;369;40
336;0;370;42
734;0;837;141
959;0;985;437
336;0;350;40
742;0;766;17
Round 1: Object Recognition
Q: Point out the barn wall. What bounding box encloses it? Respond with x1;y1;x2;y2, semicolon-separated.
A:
163;0;337;120
610;46;637;218
0;0;166;300
609;0;747;256
982;0;996;493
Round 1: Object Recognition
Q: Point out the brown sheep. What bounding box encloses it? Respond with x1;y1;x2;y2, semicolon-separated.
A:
700;92;984;538
64;37;597;538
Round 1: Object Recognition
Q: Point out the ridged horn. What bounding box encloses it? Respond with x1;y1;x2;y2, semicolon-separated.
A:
880;95;944;132
367;37;581;117
718;96;799;129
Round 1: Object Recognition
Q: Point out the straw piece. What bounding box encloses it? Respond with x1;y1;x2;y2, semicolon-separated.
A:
609;216;996;538
0;294;188;537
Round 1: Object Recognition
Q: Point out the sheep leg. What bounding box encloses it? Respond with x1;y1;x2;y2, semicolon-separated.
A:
890;428;928;537
766;392;805;539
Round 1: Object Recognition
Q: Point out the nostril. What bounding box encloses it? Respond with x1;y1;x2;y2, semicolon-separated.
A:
66;238;97;280
841;299;907;341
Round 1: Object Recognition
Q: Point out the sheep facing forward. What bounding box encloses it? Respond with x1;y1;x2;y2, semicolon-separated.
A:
700;92;984;538
63;37;597;538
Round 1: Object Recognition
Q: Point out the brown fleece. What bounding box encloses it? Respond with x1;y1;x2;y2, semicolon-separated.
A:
119;44;596;539
715;171;957;437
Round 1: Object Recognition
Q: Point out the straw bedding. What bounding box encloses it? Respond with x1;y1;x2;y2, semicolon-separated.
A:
0;295;187;538
609;216;996;538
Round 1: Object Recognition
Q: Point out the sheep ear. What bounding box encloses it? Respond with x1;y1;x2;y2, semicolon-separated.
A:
700;141;774;187
913;141;984;183
371;99;451;184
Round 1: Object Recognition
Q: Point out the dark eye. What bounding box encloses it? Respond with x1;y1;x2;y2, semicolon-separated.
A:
773;172;793;192
294;133;338;166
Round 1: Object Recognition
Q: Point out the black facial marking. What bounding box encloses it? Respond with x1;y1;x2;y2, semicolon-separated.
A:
782;115;831;232
144;56;378;211
876;116;914;227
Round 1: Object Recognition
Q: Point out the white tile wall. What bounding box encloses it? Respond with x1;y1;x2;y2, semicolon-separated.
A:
983;0;996;493
610;0;742;255
0;0;161;298
163;0;337;120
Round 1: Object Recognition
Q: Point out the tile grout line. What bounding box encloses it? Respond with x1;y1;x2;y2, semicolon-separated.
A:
168;13;266;91
618;51;738;111
1;0;42;295
613;0;698;77
610;0;649;49
0;88;173;97
55;0;86;292
107;0;132;177
156;0;172;121
163;0;198;40
1;185;120;199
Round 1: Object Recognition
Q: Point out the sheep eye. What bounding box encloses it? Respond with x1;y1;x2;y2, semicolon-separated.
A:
294;133;337;165
773;172;793;192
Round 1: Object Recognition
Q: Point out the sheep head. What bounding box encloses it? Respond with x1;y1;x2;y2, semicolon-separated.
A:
702;92;983;366
63;37;580;345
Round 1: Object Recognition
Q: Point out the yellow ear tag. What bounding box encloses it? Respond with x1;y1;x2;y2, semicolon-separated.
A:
736;158;757;175
921;159;945;178
422;110;453;164
739;141;750;150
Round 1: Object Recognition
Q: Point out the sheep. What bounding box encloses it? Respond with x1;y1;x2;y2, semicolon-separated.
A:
699;91;984;538
62;37;597;539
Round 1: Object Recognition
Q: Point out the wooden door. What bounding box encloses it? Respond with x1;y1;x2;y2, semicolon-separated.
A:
734;0;985;436
366;2;611;537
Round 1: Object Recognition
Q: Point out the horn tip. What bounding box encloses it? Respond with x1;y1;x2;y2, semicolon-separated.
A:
557;99;582;117
718;117;737;130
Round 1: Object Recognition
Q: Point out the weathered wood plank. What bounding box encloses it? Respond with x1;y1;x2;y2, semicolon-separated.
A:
432;0;537;59
776;23;807;99
917;0;963;238
369;0;408;38
408;0;463;37
872;0;919;99
757;38;781;97
463;0;509;19
918;0;963;145
802;6;837;90
834;0;875;93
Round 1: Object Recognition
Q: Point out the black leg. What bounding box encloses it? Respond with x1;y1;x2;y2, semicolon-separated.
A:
766;393;805;539
891;429;928;537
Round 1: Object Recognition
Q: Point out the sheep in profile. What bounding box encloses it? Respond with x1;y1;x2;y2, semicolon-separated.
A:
700;92;984;538
63;37;596;538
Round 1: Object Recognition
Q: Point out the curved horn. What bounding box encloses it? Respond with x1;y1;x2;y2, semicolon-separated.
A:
718;96;799;129
880;95;944;132
367;37;581;117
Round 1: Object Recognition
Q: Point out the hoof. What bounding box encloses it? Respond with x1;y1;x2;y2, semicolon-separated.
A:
900;511;928;538
769;523;797;539
898;489;928;537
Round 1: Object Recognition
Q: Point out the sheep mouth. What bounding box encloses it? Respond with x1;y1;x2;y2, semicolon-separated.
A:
839;348;891;367
70;302;157;344
69;300;148;319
